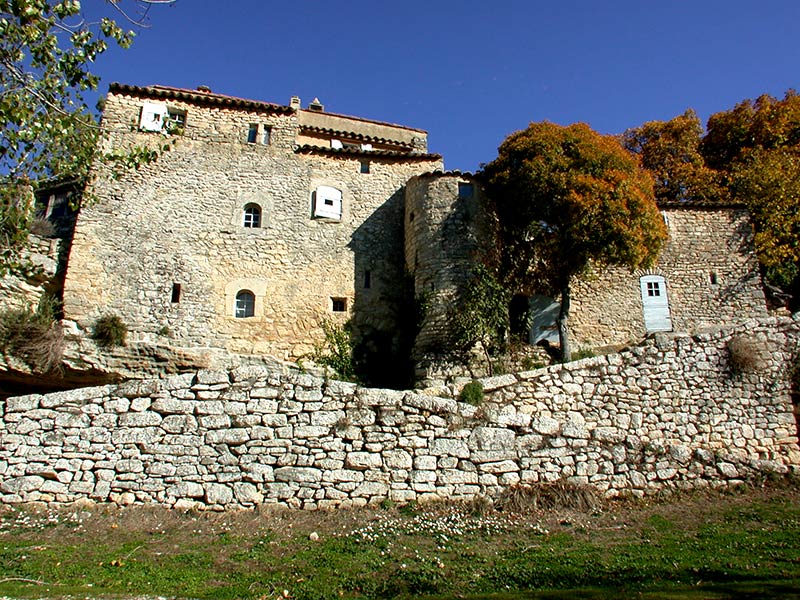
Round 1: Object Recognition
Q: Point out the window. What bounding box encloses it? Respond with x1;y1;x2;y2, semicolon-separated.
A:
710;271;718;285
360;161;370;174
166;109;186;132
171;283;181;303
243;203;262;228
312;186;343;220
458;182;474;198
646;281;661;297
247;124;258;144
235;290;256;318
261;127;271;145
364;270;371;289
331;297;347;312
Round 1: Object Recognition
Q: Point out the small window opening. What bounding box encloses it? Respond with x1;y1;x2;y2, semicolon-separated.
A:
646;281;661;297
171;283;181;303
166;109;186;132
364;270;371;289
409;211;415;222
458;182;474;198
360;161;370;174
710;271;718;285
261;127;271;145
331;297;347;312
243;203;262;228
235;290;256;318
247;124;258;144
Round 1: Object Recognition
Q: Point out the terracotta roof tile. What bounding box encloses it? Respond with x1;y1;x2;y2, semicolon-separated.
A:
108;83;295;114
299;125;414;149
294;145;441;161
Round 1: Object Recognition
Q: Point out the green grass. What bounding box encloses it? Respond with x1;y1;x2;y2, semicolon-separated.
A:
0;484;799;599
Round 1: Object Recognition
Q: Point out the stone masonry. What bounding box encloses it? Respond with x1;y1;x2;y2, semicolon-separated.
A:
62;84;442;362
2;315;797;510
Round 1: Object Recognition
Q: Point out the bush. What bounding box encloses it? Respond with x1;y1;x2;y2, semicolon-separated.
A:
311;318;355;381
459;380;484;405
727;334;770;374
0;295;64;373
92;314;127;347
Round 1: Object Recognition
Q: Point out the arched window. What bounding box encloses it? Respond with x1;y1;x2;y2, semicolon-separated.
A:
235;290;255;318
243;203;262;228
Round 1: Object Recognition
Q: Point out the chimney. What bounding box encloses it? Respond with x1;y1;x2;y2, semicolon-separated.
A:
196;85;211;93
308;97;324;112
289;96;301;110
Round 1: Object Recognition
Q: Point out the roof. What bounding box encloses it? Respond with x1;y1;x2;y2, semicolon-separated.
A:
413;169;479;180
299;125;415;149
295;145;441;161
108;83;296;115
657;199;746;209
108;84;429;134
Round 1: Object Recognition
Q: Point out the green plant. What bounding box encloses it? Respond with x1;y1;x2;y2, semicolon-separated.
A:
312;318;355;381
0;294;64;373
92;314;127;347
459;380;484;405
453;264;511;374
157;325;172;337
571;347;596;361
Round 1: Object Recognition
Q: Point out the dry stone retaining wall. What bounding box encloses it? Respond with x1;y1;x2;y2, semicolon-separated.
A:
1;316;798;509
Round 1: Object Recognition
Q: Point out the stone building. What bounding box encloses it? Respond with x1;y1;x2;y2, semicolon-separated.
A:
62;83;442;377
60;83;768;387
405;172;768;384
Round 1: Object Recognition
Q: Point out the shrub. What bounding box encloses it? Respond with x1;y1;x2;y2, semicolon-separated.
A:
311;318;355;381
0;296;64;373
727;334;770;374
92;314;127;347
459;380;484;405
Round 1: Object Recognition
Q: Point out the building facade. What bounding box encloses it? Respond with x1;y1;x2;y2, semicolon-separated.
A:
62;84;442;365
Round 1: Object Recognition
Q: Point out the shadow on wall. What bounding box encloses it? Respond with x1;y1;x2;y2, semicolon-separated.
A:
348;187;416;389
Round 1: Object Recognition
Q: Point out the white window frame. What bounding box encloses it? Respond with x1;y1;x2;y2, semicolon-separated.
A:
243;203;262;228
234;290;256;318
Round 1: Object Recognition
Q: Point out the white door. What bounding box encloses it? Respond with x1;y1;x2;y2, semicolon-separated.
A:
640;275;672;332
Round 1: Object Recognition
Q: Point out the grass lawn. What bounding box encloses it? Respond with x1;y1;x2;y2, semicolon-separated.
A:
0;480;799;599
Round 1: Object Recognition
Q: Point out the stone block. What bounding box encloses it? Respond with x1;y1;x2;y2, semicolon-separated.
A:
345;452;382;469
205;483;233;504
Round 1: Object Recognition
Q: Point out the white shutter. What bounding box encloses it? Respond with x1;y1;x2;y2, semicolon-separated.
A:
640;276;672;332
330;139;343;149
139;102;168;132
313;186;342;220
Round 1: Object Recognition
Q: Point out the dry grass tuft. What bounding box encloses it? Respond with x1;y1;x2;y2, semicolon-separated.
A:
495;481;603;513
727;334;771;375
0;305;64;373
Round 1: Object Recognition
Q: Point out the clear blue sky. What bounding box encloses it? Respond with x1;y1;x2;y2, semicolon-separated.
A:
90;0;800;172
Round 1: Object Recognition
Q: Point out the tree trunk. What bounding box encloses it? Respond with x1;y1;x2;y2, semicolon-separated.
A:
557;284;571;363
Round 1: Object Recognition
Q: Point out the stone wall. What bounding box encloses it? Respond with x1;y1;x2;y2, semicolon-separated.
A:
62;87;442;362
570;207;768;349
2;316;797;509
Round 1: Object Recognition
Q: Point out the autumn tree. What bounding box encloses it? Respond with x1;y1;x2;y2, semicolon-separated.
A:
0;0;175;275
701;91;800;302
622;109;723;204
482;122;666;361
